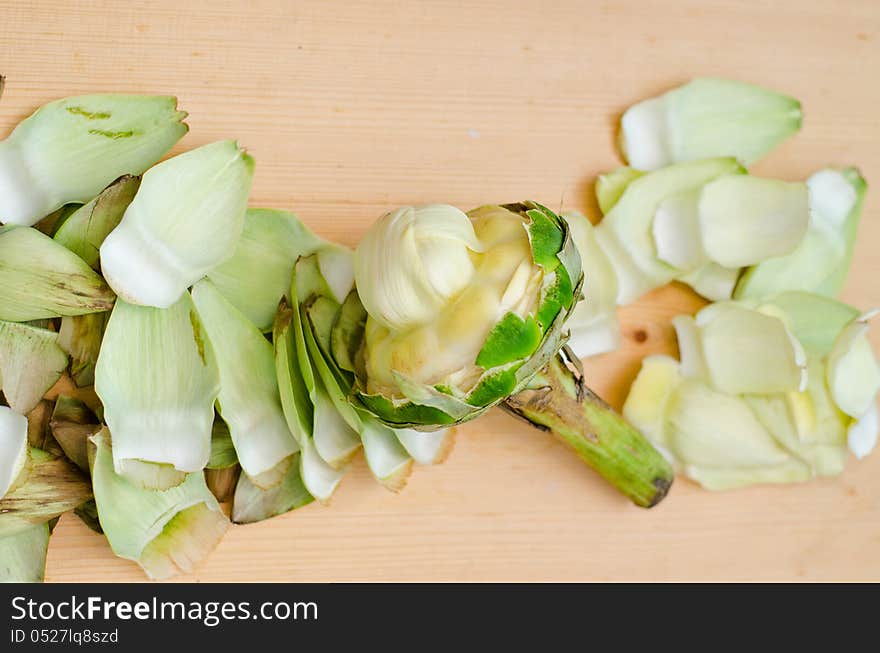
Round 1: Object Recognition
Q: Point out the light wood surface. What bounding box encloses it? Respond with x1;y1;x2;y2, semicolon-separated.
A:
2;0;878;582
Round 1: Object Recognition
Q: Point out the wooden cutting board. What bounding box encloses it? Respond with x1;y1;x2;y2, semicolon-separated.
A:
1;0;878;582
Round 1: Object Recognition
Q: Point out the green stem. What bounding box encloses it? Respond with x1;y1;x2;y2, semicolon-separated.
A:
503;349;673;508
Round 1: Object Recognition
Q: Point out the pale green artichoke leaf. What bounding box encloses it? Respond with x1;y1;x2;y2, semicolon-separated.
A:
699;176;810;269
826;311;880;419
53;174;140;268
0;407;29;499
622;355;682;455
100;141;254;309
95;293;220;489
0;94;186;227
848;402;878;460
651;188;707;271
677;263;741;302
0;447;92;537
0;522;50;583
596;157;745;304
90;429;228;580
232;452;314;524
0;321;68;415
191;280;299;484
0;226;116;321
813;168;868;297
768;291;859;355
685;460;812;492
619;77;801;171
207;208;324;332
299;437;344;503
559;211;620;358
595;167;644;215
665;380;795;469
273;298;313;445
696;302;807;394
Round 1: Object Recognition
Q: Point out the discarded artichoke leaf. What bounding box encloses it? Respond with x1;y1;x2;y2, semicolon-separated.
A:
299;437;344;503
651;188;706;271
115;459;187;491
394;427;455;465
826;312;880;419
191;279;299;484
273;298;313;445
1;406;28;499
745;374;847;478
0;226;116;321
317;245;357;305
812;168;868;297
685;460;812;492
677;263;740;302
0;522;50;582
95;293;220;489
562;211;620;358
89;429;228;580
768;291;859;355
58;312;108;387
696;302;806;394
100;141;254;309
205;466;240;504
849;402;878;460
622;355;681;454
619;77;802;171
698;175;810;268
53;175;140;268
0;447;92;537
735;168;866;299
208;209;323;332
595;167;644;215
665;380;796;470
0;321;68;415
207;419;238;470
231;453;313;524
0;94;186;227
596;157;745;304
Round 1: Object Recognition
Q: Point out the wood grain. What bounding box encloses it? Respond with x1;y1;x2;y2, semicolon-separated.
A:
2;0;878;582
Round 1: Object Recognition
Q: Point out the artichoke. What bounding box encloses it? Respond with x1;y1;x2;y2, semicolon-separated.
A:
302;201;674;507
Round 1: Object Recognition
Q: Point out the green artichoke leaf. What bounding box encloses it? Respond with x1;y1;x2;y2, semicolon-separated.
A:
232;452;314;524
0;447;92;537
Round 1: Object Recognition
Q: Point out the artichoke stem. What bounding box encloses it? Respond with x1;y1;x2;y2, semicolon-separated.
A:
503;348;673;508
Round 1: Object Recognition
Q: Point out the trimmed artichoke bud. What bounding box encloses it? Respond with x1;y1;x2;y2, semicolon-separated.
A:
339;201;673;508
